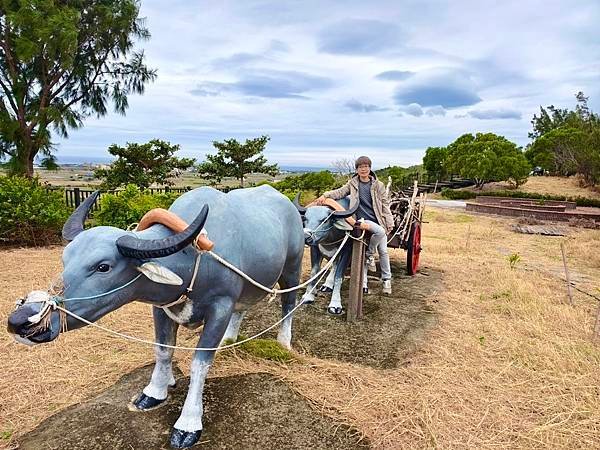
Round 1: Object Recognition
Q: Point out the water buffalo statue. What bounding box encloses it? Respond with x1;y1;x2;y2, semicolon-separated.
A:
7;185;304;448
293;194;358;315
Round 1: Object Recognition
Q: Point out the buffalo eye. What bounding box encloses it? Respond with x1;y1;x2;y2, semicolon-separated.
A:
97;263;111;273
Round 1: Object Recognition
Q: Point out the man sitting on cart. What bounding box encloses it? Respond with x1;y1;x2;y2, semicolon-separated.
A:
315;156;395;294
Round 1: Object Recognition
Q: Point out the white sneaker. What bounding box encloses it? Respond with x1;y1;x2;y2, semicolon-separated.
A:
367;255;376;272
382;279;392;295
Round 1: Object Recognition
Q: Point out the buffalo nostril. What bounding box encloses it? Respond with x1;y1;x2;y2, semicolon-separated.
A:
7;306;35;334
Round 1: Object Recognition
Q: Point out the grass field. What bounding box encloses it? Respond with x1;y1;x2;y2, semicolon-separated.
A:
1;203;599;448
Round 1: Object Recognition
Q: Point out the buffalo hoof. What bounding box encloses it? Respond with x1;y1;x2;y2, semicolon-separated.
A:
131;393;168;411
170;428;202;448
327;306;344;316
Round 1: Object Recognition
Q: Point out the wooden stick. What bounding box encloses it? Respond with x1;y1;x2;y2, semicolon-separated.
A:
593;303;600;342
560;242;574;306
348;232;365;322
465;224;471;250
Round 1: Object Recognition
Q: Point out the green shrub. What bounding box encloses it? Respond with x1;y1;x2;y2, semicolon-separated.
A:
267;171;341;196
95;184;180;229
0;176;70;245
440;188;477;200
224;336;294;363
375;165;424;189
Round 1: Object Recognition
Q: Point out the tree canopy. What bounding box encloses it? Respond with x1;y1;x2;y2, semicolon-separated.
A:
269;170;337;196
197;135;278;187
375;165;423;189
0;0;156;177
94;139;195;189
422;146;449;181
445;133;530;188
525;92;600;185
39;154;59;171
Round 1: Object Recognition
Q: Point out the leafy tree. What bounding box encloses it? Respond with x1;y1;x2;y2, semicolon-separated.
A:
39;154;59;171
526;92;600;185
264;170;338;197
374;165;423;189
498;153;531;187
422;146;449;181
198;135;278;187
0;0;156;177
525;127;584;176
528;126;600;185
446;133;529;188
528;105;576;140
574;91;600;127
95;140;195;189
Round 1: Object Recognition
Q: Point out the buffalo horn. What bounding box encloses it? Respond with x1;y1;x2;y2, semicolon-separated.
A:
62;191;100;241
332;200;359;218
292;192;306;214
116;205;209;259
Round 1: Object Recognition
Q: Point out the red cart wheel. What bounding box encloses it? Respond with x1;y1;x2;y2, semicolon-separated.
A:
406;220;422;275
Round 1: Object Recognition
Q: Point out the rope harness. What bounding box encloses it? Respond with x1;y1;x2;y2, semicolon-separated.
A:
17;229;358;352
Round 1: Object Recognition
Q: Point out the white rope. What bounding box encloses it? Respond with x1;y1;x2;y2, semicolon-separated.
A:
57;274;144;303
205;232;350;294
310;210;336;234
157;250;204;317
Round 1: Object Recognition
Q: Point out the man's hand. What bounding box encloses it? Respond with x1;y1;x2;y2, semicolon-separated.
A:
359;221;370;231
315;195;327;205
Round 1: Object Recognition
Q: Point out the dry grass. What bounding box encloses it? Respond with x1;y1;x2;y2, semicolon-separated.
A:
483;176;600;199
1;209;600;449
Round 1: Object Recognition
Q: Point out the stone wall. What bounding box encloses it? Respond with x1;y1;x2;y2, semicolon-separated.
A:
466;202;600;222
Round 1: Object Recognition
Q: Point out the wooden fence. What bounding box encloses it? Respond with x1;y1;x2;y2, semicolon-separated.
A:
47;186;192;212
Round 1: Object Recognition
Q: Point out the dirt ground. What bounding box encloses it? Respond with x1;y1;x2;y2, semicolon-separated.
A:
244;261;440;369
18;365;369;450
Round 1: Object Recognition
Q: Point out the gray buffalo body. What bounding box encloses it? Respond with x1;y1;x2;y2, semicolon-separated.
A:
7;185;304;448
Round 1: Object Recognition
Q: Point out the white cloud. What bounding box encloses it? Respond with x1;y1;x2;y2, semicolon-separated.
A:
400;103;424;117
468;108;522;120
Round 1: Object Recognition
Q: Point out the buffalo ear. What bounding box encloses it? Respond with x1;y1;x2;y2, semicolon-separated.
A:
333;219;353;231
136;262;183;286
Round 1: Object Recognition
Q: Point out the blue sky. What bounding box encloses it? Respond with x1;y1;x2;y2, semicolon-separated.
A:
55;0;600;168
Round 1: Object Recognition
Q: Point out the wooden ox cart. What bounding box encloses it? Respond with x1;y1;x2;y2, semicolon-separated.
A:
386;181;426;275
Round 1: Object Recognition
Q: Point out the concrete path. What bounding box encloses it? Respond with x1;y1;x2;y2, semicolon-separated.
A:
426;199;467;209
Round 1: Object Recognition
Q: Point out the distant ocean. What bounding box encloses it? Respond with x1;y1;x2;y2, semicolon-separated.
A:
54;155;332;173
